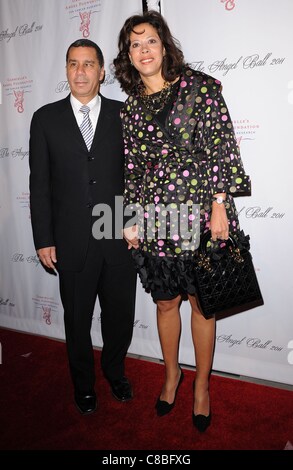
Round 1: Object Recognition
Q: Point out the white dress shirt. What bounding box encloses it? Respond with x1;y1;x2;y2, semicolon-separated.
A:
70;93;101;134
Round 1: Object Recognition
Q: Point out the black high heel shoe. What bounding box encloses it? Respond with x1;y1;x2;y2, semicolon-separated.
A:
192;412;211;432
155;368;184;417
192;380;211;432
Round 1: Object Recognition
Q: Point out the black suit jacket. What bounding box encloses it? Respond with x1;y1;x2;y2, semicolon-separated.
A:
29;93;128;271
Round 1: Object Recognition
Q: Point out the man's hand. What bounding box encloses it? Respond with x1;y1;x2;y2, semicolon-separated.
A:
37;246;57;270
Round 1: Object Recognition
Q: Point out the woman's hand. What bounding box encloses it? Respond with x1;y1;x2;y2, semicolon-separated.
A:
123;225;139;249
210;202;229;241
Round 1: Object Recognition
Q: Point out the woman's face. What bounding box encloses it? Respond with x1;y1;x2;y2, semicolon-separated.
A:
128;22;165;81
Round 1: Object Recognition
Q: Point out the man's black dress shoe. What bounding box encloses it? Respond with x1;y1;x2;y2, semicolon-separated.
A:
110;376;133;402
74;392;97;415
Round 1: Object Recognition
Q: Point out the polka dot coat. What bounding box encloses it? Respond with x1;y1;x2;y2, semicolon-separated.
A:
121;67;251;261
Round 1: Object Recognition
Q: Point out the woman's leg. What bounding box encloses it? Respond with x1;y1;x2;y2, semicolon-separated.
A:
156;295;182;404
188;294;215;416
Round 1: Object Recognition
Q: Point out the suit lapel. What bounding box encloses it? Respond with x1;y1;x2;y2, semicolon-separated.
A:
90;95;112;152
61;95;88;150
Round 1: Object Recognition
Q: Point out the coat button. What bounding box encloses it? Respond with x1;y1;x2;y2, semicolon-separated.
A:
88;156;95;161
89;179;97;185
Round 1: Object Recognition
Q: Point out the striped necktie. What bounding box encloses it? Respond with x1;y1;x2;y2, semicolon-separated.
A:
79;105;94;151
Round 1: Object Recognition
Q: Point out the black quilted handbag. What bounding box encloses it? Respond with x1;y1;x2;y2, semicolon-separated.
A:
194;230;264;319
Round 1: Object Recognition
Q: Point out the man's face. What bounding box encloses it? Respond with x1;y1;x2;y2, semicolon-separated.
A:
66;46;104;103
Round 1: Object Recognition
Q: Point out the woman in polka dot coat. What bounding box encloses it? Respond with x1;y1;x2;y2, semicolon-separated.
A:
114;10;250;431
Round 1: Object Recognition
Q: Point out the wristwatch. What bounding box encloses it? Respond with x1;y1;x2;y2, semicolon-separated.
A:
212;196;228;207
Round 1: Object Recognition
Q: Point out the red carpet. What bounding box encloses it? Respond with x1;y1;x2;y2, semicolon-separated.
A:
0;327;292;451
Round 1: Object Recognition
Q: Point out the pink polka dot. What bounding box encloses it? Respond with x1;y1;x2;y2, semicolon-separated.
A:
154;196;160;203
125;149;129;155
158;240;164;246
189;214;195;221
155;205;161;212
162;149;168;155
213;176;218;182
215;80;221;85
148;125;154;131
180;80;187;88
206;99;212;105
213;165;218;172
183;170;189;177
173;234;179;241
168;184;175;191
221;115;228;121
174;118;181;125
144;212;149;218
135;114;139;120
159;252;166;257
128;163;134;169
159;171;164;177
232;220;236;227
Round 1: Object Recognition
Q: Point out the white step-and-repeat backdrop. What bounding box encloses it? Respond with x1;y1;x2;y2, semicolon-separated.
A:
1;0;292;385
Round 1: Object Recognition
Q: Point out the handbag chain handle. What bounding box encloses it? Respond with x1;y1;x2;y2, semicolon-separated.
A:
197;230;244;272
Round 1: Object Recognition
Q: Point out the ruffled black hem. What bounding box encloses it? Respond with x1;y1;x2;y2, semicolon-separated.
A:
132;250;196;296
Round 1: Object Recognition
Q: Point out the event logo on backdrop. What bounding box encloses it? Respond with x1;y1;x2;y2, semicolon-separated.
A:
233;118;260;148
11;253;40;267
216;332;291;366
0;21;43;43
32;295;60;326
66;0;101;38
16;192;30;218
2;76;33;113
0;146;29;160
0;297;15;308
190;52;286;77
221;0;236;11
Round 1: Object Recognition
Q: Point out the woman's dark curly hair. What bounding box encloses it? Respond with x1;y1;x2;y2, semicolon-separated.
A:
113;10;185;95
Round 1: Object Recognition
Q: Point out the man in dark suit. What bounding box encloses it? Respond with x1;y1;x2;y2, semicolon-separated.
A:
29;39;137;414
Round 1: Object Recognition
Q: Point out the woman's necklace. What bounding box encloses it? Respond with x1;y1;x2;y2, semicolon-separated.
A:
138;81;173;115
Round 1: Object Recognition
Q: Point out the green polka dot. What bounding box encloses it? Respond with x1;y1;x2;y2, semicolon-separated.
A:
205;106;211;114
138;131;143;138
175;247;182;254
191;179;198;186
141;144;146;151
146;115;152;121
170;173;176;179
232;167;237;174
235;177;242;184
214;138;221;145
183;133;189;139
201;86;207;93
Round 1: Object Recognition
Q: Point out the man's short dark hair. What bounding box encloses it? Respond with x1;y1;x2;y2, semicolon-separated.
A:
66;39;104;67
